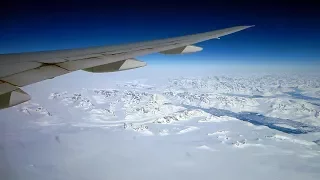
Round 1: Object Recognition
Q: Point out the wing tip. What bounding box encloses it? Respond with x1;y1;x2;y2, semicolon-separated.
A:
235;25;254;32
244;25;255;28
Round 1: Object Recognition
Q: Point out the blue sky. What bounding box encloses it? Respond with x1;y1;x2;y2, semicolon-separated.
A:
0;0;319;67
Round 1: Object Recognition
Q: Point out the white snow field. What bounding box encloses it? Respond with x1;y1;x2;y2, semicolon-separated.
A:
1;66;320;180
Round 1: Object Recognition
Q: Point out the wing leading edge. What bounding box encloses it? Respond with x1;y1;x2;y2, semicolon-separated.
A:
0;25;254;109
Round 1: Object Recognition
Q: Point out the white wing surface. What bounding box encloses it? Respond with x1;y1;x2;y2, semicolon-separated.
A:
0;25;253;109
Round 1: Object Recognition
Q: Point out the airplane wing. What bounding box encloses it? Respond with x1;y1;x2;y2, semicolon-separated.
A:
0;25;253;109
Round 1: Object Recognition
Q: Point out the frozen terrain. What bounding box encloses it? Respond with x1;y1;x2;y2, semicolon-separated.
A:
1;67;320;180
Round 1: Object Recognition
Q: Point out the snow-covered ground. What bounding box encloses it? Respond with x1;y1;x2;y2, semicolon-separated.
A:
1;68;320;180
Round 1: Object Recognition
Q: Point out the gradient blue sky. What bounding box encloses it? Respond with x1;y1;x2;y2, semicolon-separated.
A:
0;0;319;66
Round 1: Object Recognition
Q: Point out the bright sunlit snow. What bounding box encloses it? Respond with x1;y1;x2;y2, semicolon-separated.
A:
1;65;320;180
